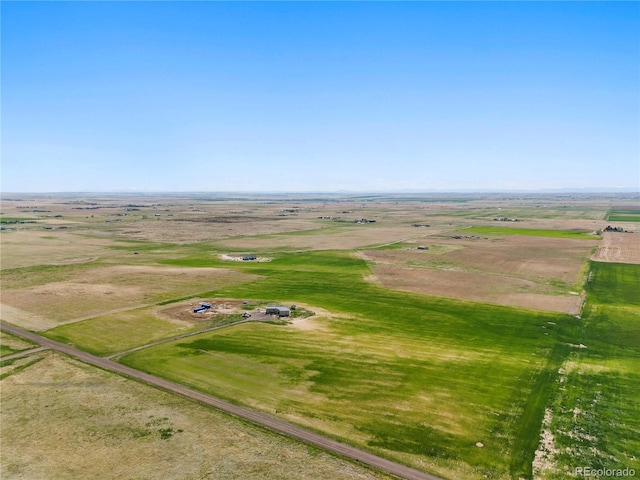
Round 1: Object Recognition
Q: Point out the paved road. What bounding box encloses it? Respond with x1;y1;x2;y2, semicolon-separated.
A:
1;321;443;480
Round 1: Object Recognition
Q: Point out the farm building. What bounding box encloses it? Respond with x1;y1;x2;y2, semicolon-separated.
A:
265;306;290;317
242;254;257;261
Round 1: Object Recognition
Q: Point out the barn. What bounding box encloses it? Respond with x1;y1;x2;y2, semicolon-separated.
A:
265;306;290;317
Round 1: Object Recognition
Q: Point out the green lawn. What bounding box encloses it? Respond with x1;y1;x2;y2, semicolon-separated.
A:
464;226;599;240
122;250;579;480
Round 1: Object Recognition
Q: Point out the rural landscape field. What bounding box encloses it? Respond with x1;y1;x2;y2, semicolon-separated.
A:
1;192;638;480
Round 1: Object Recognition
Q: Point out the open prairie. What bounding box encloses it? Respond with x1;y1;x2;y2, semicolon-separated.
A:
1;265;259;330
1;352;390;480
1;192;638;480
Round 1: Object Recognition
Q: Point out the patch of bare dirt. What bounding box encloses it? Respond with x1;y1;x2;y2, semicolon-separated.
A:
365;236;593;314
0;303;59;331
371;265;581;314
219;254;272;262
155;299;247;326
591;232;640;264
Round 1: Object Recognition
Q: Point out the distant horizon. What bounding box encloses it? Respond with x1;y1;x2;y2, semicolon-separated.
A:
2;187;638;197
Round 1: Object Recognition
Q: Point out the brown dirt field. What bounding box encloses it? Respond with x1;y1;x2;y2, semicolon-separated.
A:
1;266;259;329
216;225;450;251
155;299;248;325
0;352;390;480
591;232;640;264
370;265;582;314
363;236;594;314
109;217;322;244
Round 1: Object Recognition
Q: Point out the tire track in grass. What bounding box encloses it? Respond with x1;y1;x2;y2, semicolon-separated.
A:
509;344;571;479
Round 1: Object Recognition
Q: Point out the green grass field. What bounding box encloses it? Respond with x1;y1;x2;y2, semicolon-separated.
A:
114;250;580;480
464;226;599;240
537;262;640;479
605;209;640;222
44;309;197;356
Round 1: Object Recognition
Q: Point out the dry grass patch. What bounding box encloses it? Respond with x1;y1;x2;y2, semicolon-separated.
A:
0;352;390;480
0;303;55;331
216;224;449;251
111;217;321;243
0;230;113;269
0;332;37;357
1;266;259;329
364;236;594;313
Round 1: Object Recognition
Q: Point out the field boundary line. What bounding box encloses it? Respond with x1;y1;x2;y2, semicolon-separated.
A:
0;321;442;480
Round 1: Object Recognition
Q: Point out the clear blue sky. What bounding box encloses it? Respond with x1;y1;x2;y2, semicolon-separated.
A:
2;1;639;193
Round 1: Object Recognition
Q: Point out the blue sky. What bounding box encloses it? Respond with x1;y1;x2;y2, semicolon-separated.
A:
2;1;639;193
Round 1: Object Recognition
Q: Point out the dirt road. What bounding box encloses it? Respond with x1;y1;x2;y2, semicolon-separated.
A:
1;321;442;480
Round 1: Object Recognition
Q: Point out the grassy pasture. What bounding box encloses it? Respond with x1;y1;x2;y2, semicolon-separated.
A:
44;308;197;356
586;262;640;306
464;226;598;240
1;264;258;328
1;352;390;480
362;235;594;313
534;262;640;479
126;250;579;480
4;194;634;479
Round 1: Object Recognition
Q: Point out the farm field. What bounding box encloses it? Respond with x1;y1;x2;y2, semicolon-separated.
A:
533;261;640;478
1;265;259;330
361;235;595;313
1;192;638;480
591;232;640;264
605;208;640;222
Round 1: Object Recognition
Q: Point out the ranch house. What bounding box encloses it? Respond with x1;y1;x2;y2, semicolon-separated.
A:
265;306;290;317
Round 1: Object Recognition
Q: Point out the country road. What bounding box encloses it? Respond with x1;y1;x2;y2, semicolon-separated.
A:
1;321;442;480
